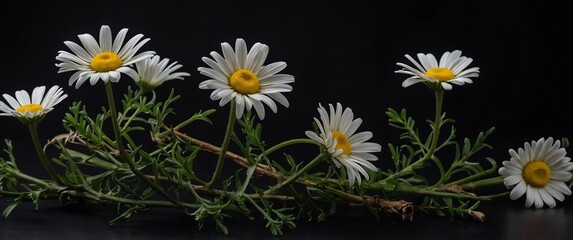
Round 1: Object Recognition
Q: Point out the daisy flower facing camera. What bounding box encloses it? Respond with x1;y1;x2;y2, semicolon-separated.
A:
305;103;381;186
198;38;295;120
0;85;68;123
499;137;573;208
395;50;479;90
134;55;190;91
55;25;155;88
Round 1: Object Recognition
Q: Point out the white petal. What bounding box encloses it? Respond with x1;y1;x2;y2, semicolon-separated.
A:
544;182;567;201
402;78;426;88
498;167;521;177
538;188;556;208
504;175;523;186
440;82;453;90
15;90;31;105
31;86;46;104
509;180;527;200
550;171;572;181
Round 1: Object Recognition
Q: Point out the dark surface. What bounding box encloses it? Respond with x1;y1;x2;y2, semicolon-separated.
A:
1;197;572;240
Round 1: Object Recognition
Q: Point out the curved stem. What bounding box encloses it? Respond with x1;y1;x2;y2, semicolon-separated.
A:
261;138;318;157
206;101;237;189
428;89;444;155
4;167;55;189
117;87;145;123
264;152;328;194
460;176;505;190
104;82;179;205
28;122;62;185
381;90;444;182
397;183;501;201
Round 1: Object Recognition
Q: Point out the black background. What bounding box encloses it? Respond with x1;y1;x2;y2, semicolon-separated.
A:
1;0;572;239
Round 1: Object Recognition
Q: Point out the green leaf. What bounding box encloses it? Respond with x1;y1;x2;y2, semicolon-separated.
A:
2;194;25;218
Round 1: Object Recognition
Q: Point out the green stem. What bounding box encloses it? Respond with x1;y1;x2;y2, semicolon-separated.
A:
264;153;328;194
428;90;444;155
460;176;505;190
397;183;500;201
261;138;318;157
120;108;142;133
206;101;237;189
4;167;55;189
381;90;444;182
173;114;199;131
28;122;62;185
444;168;497;187
104;81;179;205
117;88;144;123
245;195;272;220
62;189;199;209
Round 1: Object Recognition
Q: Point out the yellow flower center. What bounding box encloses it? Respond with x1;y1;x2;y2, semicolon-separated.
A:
90;52;123;72
522;161;551;188
332;130;352;156
229;69;260;94
425;67;455;82
17;104;43;113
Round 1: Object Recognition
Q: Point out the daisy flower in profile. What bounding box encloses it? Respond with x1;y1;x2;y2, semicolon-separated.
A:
498;137;573;208
197;38;294;120
305;103;381;186
0;85;68;123
55;25;155;89
395;50;479;90
134;55;190;91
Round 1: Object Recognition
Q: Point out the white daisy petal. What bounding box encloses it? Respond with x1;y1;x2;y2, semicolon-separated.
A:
544;182;566;201
498;166;521;176
538;188;557;208
197;38;293;120
350;157;378;171
267;93;290;107
255;94;278;113
234;94;245;119
402;78;427;88
305;102;381;186
3;94;21;109
15;90;31;105
501;137;572;208
502;160;523;171
259;74;295;85
56;25;155;88
351;152;379;161
0;86;67;121
503;174;523;186
524;185;536;208
548;181;572;196
530;187;544;209
305;131;323;143
258;62;287;79
550;171;572;181
396;50;479;90
440;82;453;90
134;55;190;90
348;131;373;145
31;86;46;104
508;149;522;164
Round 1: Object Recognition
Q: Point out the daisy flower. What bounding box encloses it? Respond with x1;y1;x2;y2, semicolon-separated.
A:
55;25;155;89
0;85;68;122
197;38;294;120
134;55;190;91
498;137;573;208
305;103;381;186
395;50;479;90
